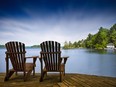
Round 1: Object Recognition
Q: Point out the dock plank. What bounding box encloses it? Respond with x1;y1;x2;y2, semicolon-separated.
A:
0;73;116;87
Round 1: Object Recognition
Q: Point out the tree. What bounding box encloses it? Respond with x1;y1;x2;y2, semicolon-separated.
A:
85;33;93;48
109;24;116;47
94;27;109;49
73;41;78;48
63;41;69;49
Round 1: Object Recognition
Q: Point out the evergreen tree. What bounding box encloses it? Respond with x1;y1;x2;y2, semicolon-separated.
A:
109;24;116;47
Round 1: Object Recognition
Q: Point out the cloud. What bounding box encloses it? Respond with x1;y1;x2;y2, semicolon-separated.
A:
0;10;116;46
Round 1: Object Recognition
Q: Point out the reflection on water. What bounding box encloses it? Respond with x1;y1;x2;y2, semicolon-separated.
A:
0;48;116;77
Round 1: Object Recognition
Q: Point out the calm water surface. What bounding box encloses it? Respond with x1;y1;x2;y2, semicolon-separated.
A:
0;48;116;77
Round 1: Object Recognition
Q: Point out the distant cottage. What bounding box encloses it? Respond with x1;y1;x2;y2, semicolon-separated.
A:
107;43;115;49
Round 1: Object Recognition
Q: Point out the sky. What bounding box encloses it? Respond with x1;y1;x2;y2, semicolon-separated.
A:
0;0;116;46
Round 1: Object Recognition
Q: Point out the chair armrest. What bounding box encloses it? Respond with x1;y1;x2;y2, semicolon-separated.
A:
61;56;69;64
38;56;46;62
38;56;43;64
25;56;38;65
25;56;39;59
61;56;69;59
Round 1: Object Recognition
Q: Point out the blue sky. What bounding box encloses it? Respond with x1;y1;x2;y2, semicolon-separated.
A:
0;0;116;46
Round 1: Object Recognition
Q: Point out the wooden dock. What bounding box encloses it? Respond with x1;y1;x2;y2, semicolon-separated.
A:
0;73;116;87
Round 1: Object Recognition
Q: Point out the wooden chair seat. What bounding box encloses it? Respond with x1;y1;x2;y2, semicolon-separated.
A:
8;63;35;72
25;63;35;72
43;63;65;72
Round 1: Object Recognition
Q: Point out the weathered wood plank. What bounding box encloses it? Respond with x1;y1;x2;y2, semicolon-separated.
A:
0;73;116;87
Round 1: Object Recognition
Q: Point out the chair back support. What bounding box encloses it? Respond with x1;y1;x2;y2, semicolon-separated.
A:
5;41;26;71
40;41;61;71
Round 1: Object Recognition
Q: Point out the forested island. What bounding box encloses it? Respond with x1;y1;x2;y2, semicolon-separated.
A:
31;45;40;48
0;45;5;48
63;24;116;49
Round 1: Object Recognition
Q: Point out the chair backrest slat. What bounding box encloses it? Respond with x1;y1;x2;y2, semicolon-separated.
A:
12;42;19;70
40;41;61;71
5;41;26;71
16;42;20;70
55;42;57;70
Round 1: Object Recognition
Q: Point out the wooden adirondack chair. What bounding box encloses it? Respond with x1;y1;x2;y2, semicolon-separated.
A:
4;41;38;81
39;41;69;82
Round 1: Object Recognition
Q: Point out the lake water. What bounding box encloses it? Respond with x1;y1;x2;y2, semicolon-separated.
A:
0;48;116;77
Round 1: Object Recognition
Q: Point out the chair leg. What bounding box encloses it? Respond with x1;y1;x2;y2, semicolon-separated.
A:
33;67;35;76
59;72;62;82
15;71;18;76
33;57;37;76
4;71;14;81
24;71;26;81
43;71;47;77
24;70;32;81
40;71;46;82
40;73;43;82
45;72;47;76
64;68;65;76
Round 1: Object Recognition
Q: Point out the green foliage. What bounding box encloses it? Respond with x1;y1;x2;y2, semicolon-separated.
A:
63;41;75;49
31;45;40;48
63;24;116;49
85;33;94;48
94;27;109;49
109;24;116;46
0;45;5;48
